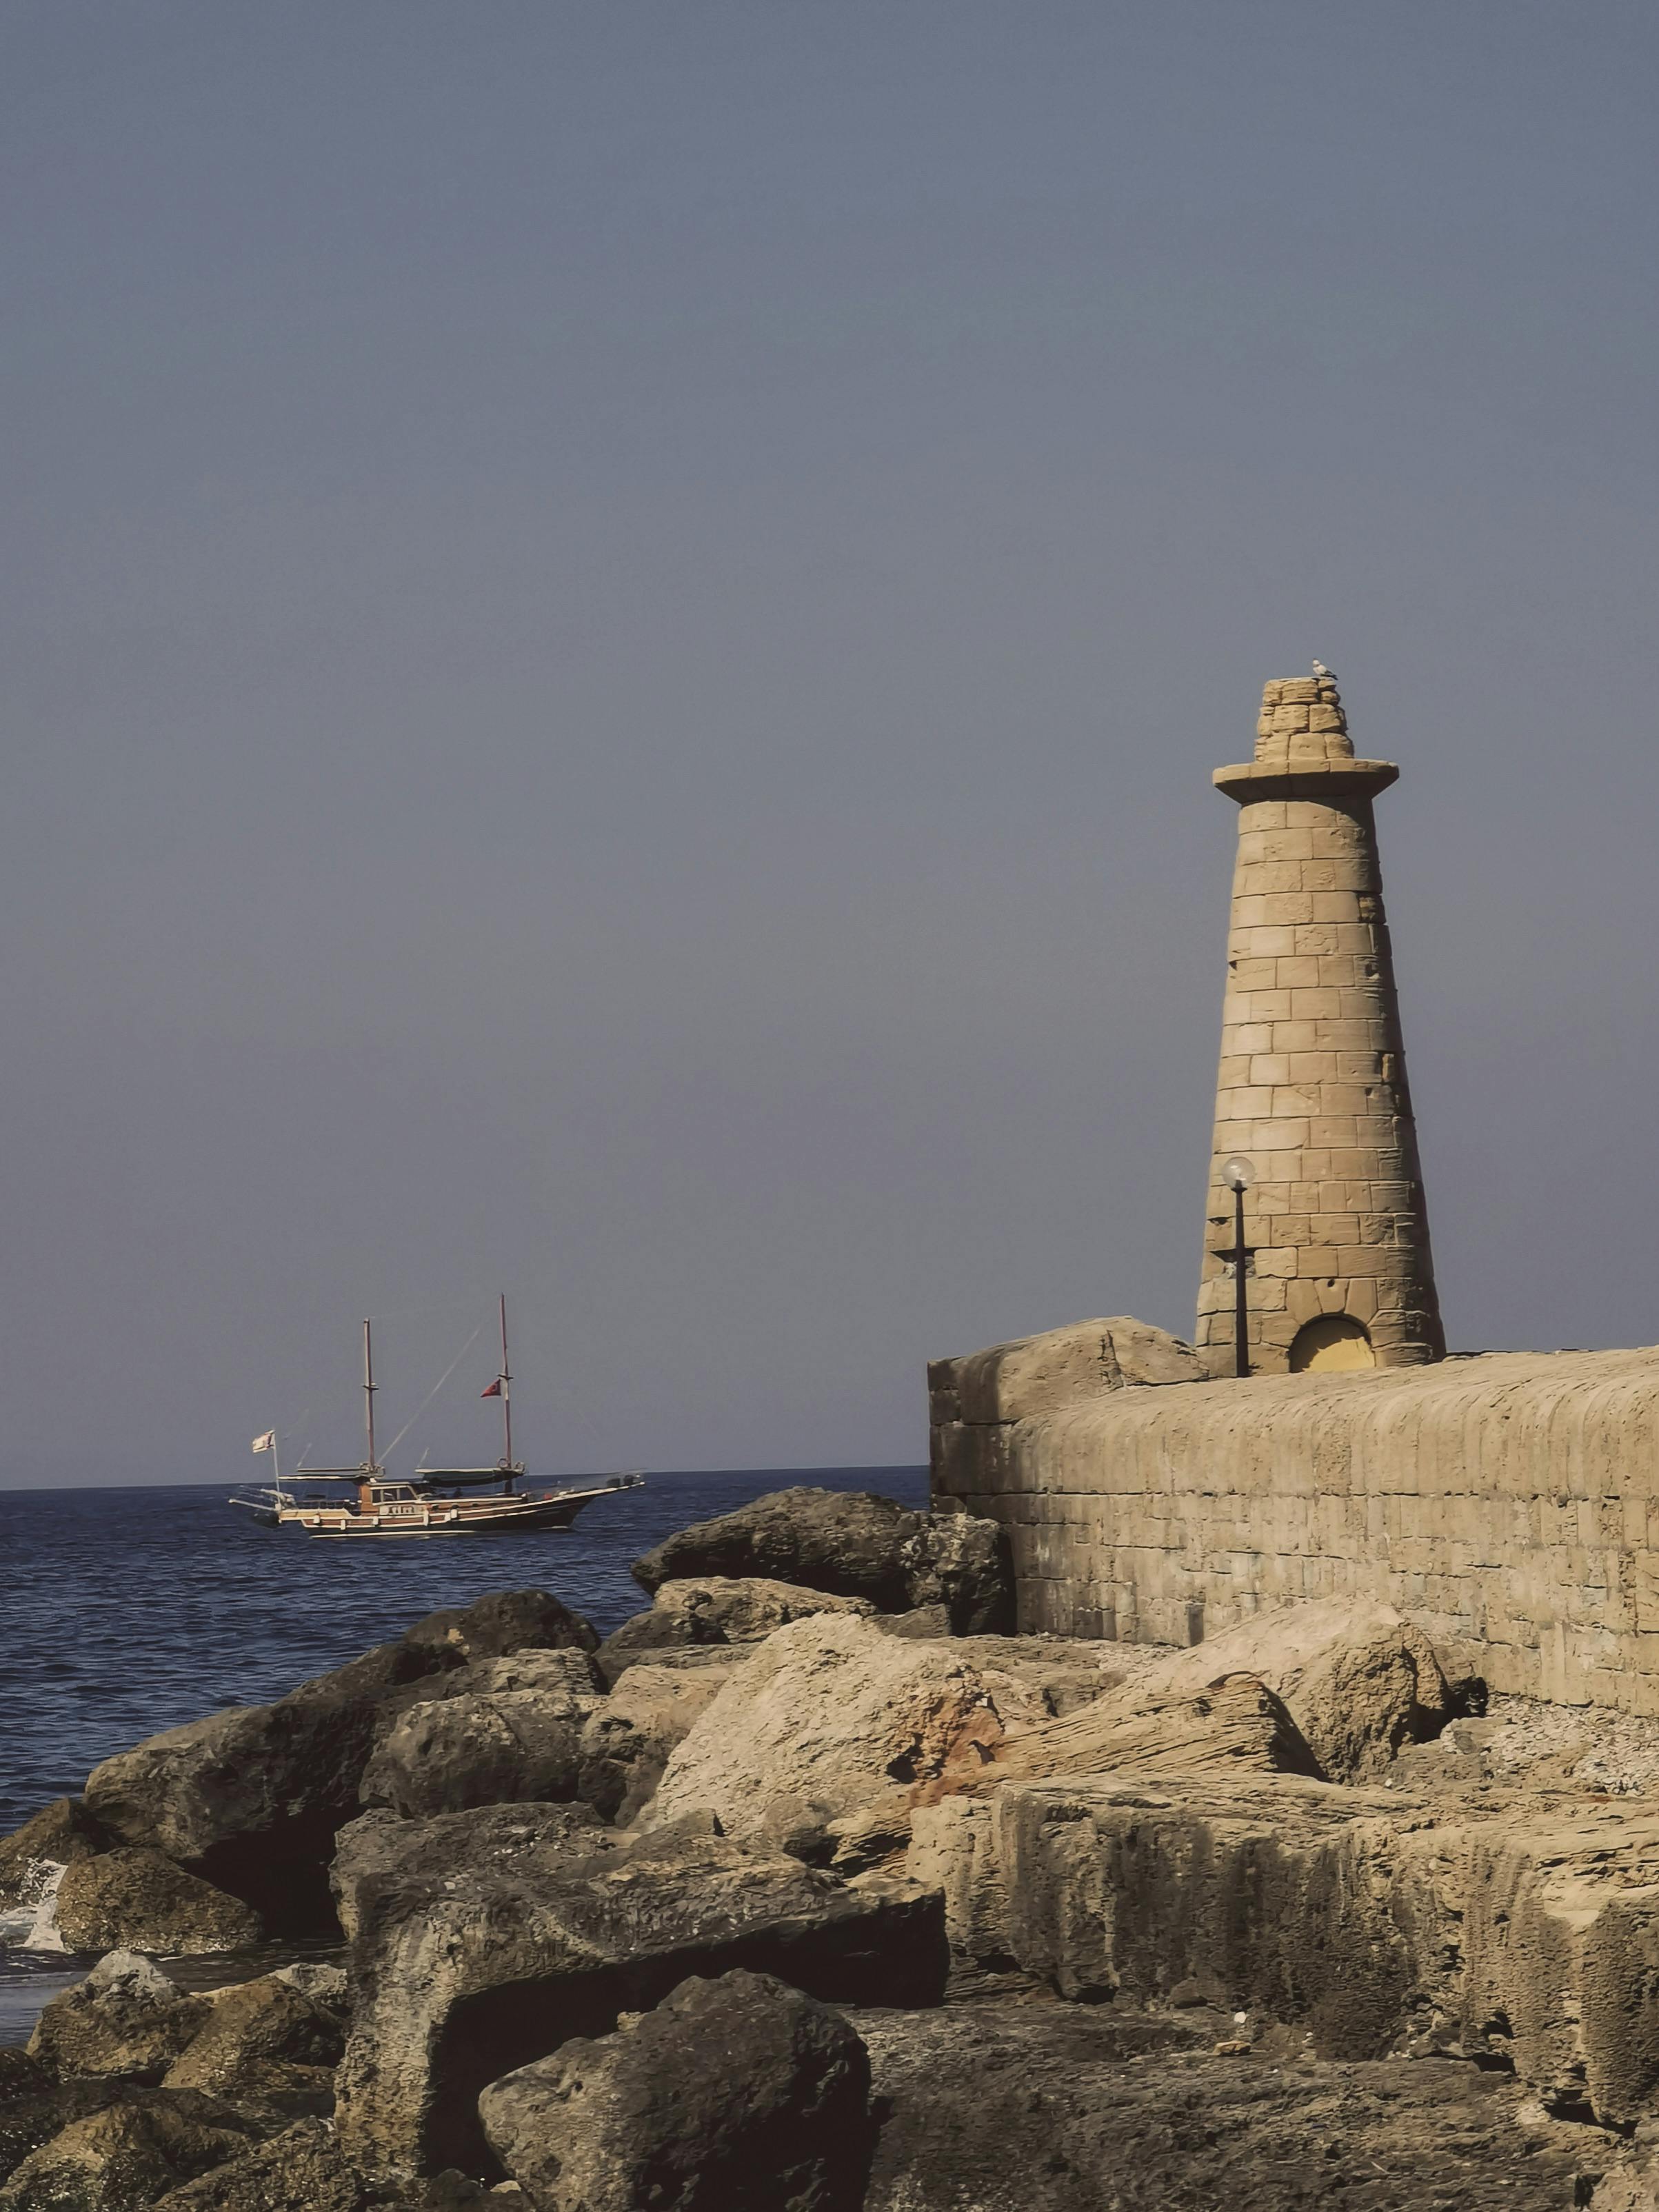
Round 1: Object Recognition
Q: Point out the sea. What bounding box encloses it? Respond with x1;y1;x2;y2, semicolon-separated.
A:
0;1463;925;2040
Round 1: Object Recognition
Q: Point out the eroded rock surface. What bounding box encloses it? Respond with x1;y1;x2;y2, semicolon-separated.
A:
332;1802;945;2180
650;1614;1050;1840
850;2003;1598;2212
29;1955;209;2085
596;1577;875;1674
146;2119;361;2212
0;2091;263;2212
54;1852;263;1958
632;1491;1013;1633
359;1686;596;1819
577;1662;733;1825
480;1969;872;2212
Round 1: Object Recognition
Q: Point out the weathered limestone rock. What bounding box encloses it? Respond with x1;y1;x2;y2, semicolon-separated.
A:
632;1490;1013;1632
907;1771;1659;2125
577;1662;733;1825
28;1953;210;2084
146;2120;362;2212
359;1685;597;1818
161;1975;344;2114
926;1674;1321;1800
53;1850;263;1956
597;1577;876;1673
79;1589;599;1931
648;1615;1052;1840
0;2092;261;2212
0;1800;110;1910
479;1969;872;2212
1123;1597;1455;1778
331;1801;945;2180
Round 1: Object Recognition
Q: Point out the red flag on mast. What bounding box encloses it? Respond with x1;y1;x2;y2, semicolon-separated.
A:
481;1378;503;1398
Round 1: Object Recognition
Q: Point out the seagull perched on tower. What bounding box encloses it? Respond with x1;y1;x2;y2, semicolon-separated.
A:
1311;660;1336;681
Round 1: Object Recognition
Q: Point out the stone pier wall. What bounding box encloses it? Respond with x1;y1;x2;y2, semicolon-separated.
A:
929;1322;1659;1713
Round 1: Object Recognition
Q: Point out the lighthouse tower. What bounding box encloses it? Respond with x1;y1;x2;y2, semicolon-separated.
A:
1196;672;1444;1376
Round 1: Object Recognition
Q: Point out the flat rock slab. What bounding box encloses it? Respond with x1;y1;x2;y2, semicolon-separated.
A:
909;1770;1659;2124
847;2004;1599;2212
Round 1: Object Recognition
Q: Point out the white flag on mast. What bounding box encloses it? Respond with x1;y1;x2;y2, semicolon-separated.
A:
251;1431;276;1454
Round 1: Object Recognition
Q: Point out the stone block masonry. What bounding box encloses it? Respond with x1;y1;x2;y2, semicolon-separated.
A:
1198;674;1443;1375
929;1320;1659;1714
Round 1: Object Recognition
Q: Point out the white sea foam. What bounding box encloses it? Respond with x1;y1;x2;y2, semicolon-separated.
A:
0;1858;68;1952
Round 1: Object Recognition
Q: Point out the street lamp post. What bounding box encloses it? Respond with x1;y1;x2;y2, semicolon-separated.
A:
1220;1154;1255;1380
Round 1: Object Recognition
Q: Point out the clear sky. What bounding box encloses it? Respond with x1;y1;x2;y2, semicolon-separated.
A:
6;3;1658;1485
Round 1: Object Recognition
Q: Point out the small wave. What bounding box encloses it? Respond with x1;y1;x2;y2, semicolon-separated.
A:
0;1860;68;1953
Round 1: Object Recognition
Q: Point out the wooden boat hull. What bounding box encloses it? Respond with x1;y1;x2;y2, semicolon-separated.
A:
255;1479;641;1538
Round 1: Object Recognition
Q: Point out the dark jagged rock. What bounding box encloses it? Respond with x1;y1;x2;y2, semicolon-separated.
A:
28;1953;210;2085
359;1687;593;1820
632;1489;1012;1633
332;1801;947;2181
0;2089;265;2212
146;2120;362;2211
54;1850;263;1956
161;1975;344;2113
401;1590;599;1667
849;2005;1590;2212
0;2080;129;2189
481;1969;872;2212
77;1589;600;1934
0;1800;112;1910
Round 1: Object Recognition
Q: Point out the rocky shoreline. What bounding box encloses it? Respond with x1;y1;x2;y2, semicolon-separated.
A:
4;1485;1659;2208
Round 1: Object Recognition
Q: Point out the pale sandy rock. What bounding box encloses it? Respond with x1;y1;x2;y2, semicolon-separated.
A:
925;1673;1320;1800
578;1662;734;1825
1123;1598;1454;1778
648;1614;1052;1840
934;1316;1203;1426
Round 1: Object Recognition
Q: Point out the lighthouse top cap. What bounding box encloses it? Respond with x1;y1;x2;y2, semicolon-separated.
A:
1212;673;1398;803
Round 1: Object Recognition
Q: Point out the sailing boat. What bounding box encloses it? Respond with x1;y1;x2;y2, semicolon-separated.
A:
229;1298;644;1538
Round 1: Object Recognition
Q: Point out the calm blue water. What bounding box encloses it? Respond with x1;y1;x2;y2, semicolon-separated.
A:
0;1467;926;1836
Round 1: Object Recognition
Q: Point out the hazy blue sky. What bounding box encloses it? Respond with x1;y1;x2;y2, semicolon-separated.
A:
6;3;1659;1485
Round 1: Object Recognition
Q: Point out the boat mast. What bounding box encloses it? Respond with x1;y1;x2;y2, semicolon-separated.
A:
498;1293;514;1484
363;1318;379;1475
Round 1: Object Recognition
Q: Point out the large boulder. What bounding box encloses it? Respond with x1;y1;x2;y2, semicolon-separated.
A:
147;2120;361;2212
0;1801;110;1912
1125;1598;1455;1780
400;1590;599;1667
28;1953;210;2084
79;1589;599;1933
577;1663;734;1825
632;1491;1013;1633
596;1578;876;1675
331;1801;946;2180
161;1975;344;2117
54;1851;263;1957
479;1969;872;2212
647;1614;1052;1841
359;1682;599;1819
0;2091;262;2212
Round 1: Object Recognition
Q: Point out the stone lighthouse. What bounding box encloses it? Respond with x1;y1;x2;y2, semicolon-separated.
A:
1195;671;1444;1376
